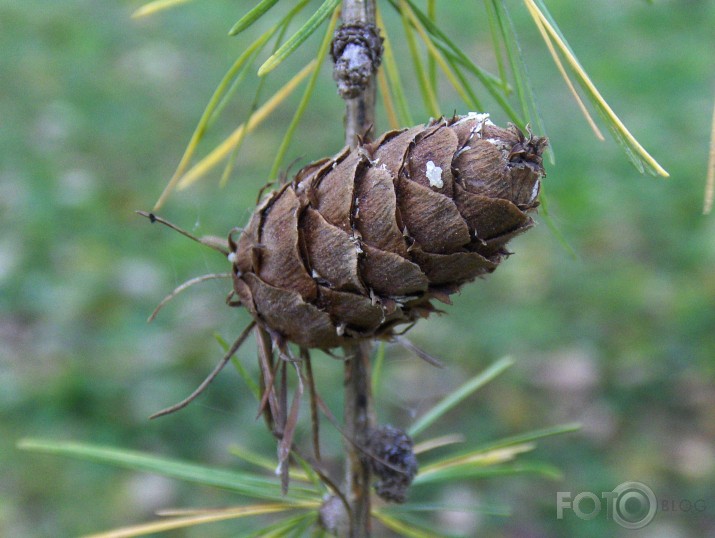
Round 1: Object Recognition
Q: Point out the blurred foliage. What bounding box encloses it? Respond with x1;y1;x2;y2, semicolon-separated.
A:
2;1;714;537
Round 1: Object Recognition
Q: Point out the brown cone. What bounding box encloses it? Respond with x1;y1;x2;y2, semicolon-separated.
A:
229;114;547;349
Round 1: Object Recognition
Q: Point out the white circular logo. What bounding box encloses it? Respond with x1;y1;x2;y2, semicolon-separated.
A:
611;481;657;529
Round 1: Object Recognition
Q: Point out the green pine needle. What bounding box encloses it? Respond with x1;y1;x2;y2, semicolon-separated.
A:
381;501;510;517
245;513;317;538
83;504;304;538
524;0;668;177
17;439;320;502
268;7;339;180
400;2;479;111
229;0;282;36
397;0;522;124
415;461;563;485
492;0;550;142
398;0;440;118
409;357;514;437
258;0;340;77
468;422;582;455
132;0;192;18
153;6;304;209
377;9;414;126
483;0;510;91
373;512;444;538
221;11;299;187
538;188;579;260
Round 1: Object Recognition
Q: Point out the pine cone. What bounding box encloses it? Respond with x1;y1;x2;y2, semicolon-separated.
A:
229;114;547;349
367;425;418;503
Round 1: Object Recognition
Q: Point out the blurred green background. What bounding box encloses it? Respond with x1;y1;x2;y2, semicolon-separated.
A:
2;1;714;536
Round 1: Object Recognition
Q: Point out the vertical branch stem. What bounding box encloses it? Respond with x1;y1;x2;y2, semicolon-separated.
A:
343;340;374;538
344;78;376;147
337;2;378;536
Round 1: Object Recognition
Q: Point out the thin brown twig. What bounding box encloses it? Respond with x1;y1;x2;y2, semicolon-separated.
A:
291;444;353;522
278;361;289;492
302;348;322;461
136;210;229;255
279;362;304;494
395;335;445;368
256;339;283;422
148;273;231;322
255;326;276;432
310;370;408;477
149;321;256;419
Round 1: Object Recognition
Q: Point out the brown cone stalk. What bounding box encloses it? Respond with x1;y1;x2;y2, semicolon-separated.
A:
229;114;547;349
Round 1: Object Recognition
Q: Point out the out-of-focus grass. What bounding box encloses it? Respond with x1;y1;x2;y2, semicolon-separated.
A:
2;1;714;537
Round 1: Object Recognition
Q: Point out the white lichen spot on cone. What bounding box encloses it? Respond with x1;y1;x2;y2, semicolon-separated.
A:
425;160;444;189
